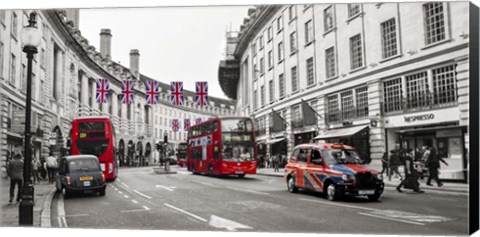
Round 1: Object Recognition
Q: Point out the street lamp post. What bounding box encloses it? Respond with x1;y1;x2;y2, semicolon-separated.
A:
19;12;41;226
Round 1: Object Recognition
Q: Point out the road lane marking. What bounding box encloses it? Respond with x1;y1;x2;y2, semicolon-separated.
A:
299;198;376;212
164;203;207;222
143;206;150;211
156;185;175;191
226;187;270;196
121;209;149;213
133;190;153;200
121;182;129;188
57;194;68;228
209;215;253;231
132;200;138;204
118;191;123;194
65;214;89;218
124;195;129;199
358;212;425;226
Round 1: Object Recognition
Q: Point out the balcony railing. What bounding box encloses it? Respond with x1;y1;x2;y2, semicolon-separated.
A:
325;106;369;124
383;93;457;115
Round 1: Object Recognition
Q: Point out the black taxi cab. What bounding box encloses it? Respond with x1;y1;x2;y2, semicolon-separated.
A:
284;143;384;201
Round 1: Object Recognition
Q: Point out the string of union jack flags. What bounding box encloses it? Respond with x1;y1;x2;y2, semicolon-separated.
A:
96;79;208;132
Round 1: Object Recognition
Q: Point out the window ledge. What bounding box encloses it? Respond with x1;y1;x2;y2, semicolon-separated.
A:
325;75;339;82
278;59;284;64
349;65;367;74
421;38;452;51
290;50;297;57
291;90;299;95
346;12;364;24
304;40;314;48
306;83;316;89
288;17;297;25
267;38;272;43
323;27;336;36
268;67;273;72
379;54;403;64
277;28;283;35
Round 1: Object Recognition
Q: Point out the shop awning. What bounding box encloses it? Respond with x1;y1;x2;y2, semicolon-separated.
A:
313;125;369;140
266;137;285;145
397;125;467;134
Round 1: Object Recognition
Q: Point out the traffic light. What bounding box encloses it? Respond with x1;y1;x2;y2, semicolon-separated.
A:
164;134;168;144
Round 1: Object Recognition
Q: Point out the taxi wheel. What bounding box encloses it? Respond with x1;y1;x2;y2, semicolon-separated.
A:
287;176;298;193
99;188;106;196
367;193;381;201
326;183;339;201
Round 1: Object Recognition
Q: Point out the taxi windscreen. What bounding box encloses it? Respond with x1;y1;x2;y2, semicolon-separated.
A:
322;149;362;165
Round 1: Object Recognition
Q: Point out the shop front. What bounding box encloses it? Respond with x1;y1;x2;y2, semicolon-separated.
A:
266;137;288;167
384;107;467;181
293;131;317;146
313;125;370;163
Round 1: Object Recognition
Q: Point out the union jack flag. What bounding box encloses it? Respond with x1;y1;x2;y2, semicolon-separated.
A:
170;81;184;106
96;79;110;104
195;81;208;106
145;81;160;105
184;119;190;131
172;119;179;132
121;80;134;104
195;118;202;124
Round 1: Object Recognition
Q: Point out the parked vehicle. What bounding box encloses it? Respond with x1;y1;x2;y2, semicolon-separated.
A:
284;143;384;201
56;155;107;198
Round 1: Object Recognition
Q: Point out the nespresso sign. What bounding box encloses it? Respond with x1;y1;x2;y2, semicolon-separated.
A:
404;113;435;123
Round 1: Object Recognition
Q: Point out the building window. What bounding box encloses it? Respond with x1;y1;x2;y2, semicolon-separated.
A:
348;4;361;18
269;80;274;102
288;5;296;21
11;12;17;39
0;42;4;79
40;81;44;104
0;11;5;24
383;78;403;113
325;47;336;79
278;41;284;62
259;35;264;49
88;80;93;107
267;26;272;41
306;57;315;86
260;57;265;74
21;64;26;93
254;89;258;110
292;105;301;121
349;34;364;70
406;71;429;108
290;32;297;54
423;3;446;45
324;6;334;32
261;85;265;107
305;20;314;44
327;95;340;123
432;65;457;105
108;94;113;115
268;50;273;69
355;87;368;118
40;48;45;69
340;90;354;120
32;73;36;101
381;18;398;59
277;15;283;32
291;66;298;92
251;43;256;56
9;53;16;86
252;55;257;79
279;73;285;98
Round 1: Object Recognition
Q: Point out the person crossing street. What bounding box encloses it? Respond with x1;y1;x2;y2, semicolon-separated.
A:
424;145;448;187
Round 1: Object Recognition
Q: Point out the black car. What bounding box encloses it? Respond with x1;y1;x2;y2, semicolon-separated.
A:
55;155;107;198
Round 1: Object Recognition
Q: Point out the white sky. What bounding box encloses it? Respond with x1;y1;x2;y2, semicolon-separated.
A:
79;6;251;100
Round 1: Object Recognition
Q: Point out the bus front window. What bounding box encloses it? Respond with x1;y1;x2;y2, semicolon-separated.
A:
222;145;254;162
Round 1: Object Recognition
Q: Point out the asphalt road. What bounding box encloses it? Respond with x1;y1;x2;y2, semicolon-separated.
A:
51;166;469;235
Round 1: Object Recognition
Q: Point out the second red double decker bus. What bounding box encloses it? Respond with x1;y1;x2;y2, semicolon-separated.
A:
176;142;188;167
70;117;118;181
186;117;257;178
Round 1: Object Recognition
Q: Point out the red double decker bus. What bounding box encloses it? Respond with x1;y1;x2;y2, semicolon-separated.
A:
177;142;188;167
70;117;118;181
187;117;257;178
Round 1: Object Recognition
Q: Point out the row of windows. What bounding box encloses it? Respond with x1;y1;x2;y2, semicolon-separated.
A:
249;3;448;95
326;86;369;123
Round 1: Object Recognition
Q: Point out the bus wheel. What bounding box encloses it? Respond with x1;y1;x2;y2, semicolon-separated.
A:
238;174;245;178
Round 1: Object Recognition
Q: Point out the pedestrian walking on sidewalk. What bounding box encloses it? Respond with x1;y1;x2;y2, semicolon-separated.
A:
424;145;448;187
273;154;280;172
7;153;24;203
46;152;58;184
381;152;389;178
397;149;423;193
389;144;403;181
31;156;41;184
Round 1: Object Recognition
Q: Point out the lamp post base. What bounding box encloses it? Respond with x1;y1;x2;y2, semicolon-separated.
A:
19;184;34;225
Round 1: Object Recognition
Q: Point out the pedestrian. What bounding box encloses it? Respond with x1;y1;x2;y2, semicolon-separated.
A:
31;157;41;184
397;149;424;193
388;143;403;181
424;145;448;187
7;153;24;203
45;152;58;184
380;152;389;178
39;156;47;179
273;154;280;172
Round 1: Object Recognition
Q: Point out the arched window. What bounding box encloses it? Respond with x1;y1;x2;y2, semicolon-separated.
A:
144;105;149;124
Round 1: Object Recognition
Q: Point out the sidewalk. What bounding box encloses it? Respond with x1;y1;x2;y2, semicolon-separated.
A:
255;167;469;193
1;178;55;227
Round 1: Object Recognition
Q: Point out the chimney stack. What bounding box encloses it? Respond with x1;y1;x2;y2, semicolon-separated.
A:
100;29;112;60
130;49;140;80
